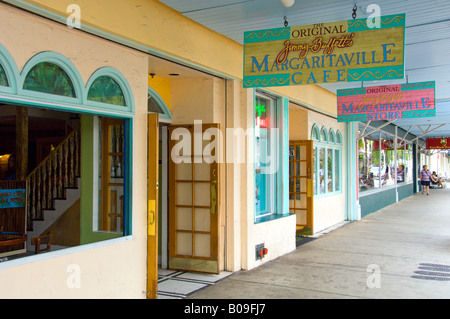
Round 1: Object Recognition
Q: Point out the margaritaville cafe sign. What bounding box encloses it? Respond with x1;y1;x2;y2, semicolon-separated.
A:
243;14;405;88
337;81;436;122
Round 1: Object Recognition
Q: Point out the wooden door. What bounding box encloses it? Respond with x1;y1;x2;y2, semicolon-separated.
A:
289;140;314;235
168;123;220;274
100;117;124;232
147;114;159;299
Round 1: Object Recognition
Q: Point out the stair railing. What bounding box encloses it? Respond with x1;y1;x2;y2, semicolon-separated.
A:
26;127;80;231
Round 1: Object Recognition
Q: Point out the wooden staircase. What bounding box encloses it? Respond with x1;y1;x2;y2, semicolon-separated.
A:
25;127;80;232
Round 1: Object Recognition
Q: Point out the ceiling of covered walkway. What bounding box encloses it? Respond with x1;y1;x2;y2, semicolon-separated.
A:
159;0;450;142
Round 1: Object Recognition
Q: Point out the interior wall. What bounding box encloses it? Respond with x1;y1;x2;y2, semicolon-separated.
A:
289;106;308;141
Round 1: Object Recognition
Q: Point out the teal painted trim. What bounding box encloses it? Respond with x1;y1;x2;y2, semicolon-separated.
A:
243;74;290;88
401;81;435;91
19;51;84;104
311;124;320;141
0;43;20;95
397;183;413;201
86;67;135;114
0;45;135;116
320;126;328;143
0;93;133;118
359;188;397;217
338;114;368;122
402;109;436;119
282;97;289;215
123;118;133;236
347;13;405;32
337;87;366;96
244;27;291;43
336;130;343;145
329;128;336;144
148;86;172;122
345;122;359;221
347;66;404;82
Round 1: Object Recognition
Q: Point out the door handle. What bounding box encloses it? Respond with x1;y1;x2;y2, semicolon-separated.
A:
149;210;155;224
148;199;156;236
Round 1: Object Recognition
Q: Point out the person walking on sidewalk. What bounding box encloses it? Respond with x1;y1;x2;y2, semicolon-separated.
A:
420;165;432;195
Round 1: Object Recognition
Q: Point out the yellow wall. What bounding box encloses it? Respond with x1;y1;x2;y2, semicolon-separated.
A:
148;75;171;110
15;0;337;116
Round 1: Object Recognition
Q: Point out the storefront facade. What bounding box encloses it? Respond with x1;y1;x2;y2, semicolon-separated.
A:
355;121;420;218
0;0;353;298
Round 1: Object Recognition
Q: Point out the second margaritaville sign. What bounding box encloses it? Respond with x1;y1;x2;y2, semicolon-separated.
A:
337;81;436;122
243;14;405;88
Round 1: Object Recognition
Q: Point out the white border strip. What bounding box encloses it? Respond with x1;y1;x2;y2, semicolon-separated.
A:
0;235;134;270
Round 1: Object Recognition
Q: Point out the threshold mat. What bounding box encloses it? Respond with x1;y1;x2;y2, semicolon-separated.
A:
295;235;316;247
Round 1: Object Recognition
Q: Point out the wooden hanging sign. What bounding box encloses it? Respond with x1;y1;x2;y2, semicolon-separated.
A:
243;14;405;88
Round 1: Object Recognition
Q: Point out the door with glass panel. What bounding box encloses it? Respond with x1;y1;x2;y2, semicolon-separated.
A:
168;123;219;274
289;140;313;235
99;117;125;233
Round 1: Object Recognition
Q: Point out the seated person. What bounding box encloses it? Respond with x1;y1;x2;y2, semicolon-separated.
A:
431;171;443;187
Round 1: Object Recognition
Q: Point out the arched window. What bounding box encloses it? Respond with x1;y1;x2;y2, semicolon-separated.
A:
86;67;134;114
23;62;76;97
88;75;125;106
312;124;343;196
320;126;328;143
336;130;343;145
0;64;8;87
20;52;84;103
329;128;336;144
311;124;320;141
0;43;19;94
148;86;172;123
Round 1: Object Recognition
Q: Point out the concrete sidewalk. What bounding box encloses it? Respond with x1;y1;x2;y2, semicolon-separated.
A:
189;186;450;299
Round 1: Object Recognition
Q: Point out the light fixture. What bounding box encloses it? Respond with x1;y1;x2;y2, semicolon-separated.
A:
280;0;295;7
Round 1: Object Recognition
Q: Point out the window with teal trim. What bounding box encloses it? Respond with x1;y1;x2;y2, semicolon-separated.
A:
336;130;343;145
320;127;328;143
329;128;336;144
0;63;8;87
148;87;172;122
255;92;284;222
311;125;320;141
88;76;126;106
313;125;342;196
23;62;75;97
